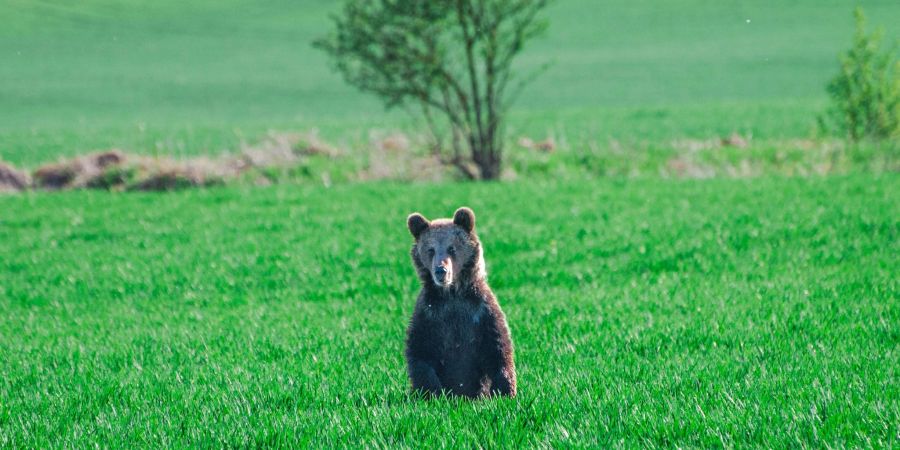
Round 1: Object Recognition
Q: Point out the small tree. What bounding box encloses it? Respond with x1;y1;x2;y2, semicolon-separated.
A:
822;8;899;142
315;0;550;180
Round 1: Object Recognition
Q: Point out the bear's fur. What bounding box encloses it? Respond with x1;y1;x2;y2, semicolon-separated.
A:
405;207;516;398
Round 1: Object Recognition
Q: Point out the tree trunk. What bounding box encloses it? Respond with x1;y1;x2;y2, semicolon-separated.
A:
473;144;502;180
479;161;501;180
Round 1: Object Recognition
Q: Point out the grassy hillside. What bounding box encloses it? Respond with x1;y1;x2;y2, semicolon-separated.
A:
2;0;899;166
1;175;897;447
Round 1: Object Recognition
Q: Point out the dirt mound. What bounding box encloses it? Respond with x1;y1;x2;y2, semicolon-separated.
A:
128;167;212;191
0;162;30;193
33;162;78;189
89;150;127;168
11;130;360;194
30;150;237;191
33;150;128;189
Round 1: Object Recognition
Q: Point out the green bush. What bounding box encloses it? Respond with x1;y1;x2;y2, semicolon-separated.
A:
821;8;899;142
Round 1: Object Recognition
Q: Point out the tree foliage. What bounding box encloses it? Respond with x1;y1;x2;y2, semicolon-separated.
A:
822;8;899;143
315;0;550;180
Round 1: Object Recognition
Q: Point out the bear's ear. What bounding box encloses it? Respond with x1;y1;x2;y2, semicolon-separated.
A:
407;213;430;239
453;207;475;233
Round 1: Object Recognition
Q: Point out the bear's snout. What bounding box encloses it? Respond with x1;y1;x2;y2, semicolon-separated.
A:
433;265;449;284
432;261;453;286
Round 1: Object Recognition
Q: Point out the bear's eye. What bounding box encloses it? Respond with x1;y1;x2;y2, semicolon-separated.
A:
427;248;435;257
447;246;456;256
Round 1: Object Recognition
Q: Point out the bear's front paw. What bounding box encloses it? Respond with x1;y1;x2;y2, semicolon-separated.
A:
409;360;443;396
489;369;517;397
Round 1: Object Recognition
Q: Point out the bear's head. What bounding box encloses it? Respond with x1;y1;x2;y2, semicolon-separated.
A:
407;207;485;289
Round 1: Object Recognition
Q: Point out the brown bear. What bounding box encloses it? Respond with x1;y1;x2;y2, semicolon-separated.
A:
405;207;517;398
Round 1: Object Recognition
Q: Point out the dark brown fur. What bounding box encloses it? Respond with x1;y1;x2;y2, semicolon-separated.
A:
405;207;516;398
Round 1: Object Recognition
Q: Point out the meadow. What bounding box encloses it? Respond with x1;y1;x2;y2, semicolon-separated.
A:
1;0;899;447
1;175;898;447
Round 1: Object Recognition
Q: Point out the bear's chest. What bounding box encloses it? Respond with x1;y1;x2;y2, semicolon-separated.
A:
426;300;485;354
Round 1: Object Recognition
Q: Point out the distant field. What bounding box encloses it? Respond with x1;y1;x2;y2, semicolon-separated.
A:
1;175;897;447
2;0;899;166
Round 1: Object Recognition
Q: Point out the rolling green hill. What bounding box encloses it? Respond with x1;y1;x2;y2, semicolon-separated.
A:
2;0;898;166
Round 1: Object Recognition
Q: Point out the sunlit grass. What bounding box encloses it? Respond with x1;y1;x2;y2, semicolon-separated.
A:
1;175;897;447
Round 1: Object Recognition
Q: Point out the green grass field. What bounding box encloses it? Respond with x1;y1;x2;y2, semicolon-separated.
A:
1;175;898;447
2;0;899;447
2;0;899;167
